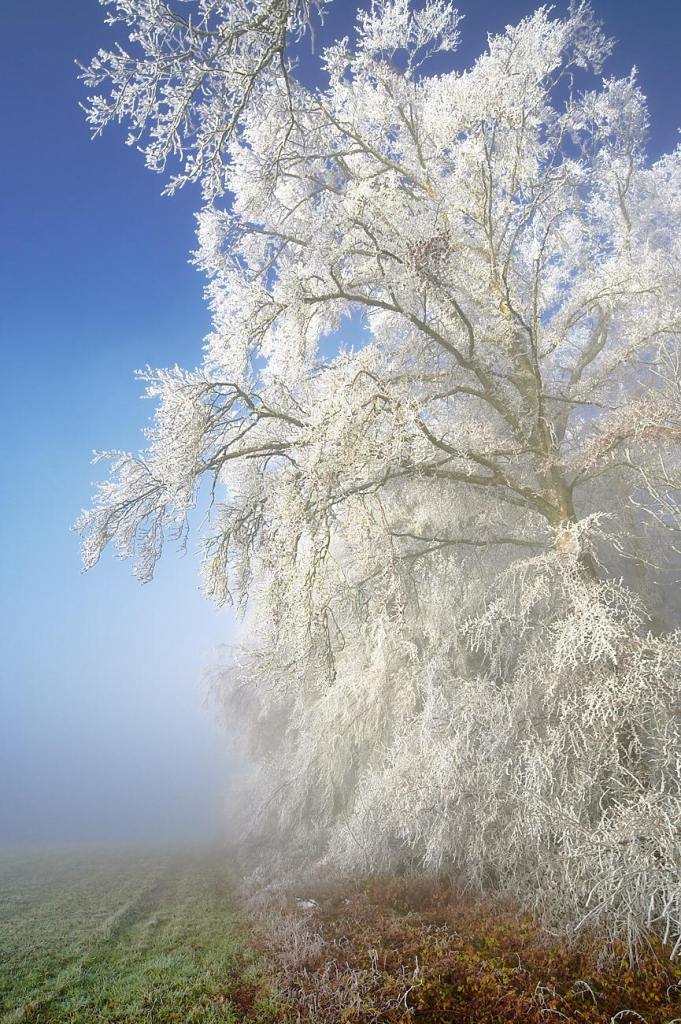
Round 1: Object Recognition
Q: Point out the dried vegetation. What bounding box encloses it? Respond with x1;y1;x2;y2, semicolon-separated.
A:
249;877;681;1024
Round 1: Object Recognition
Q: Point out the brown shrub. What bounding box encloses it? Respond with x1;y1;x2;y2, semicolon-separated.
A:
248;876;681;1023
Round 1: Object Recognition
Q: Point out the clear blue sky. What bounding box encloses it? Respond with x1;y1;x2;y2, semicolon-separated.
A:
1;0;679;844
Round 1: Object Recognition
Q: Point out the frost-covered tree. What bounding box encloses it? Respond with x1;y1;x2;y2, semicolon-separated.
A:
78;0;681;951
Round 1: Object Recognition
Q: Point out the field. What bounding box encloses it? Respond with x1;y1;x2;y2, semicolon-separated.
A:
0;845;278;1024
3;846;681;1024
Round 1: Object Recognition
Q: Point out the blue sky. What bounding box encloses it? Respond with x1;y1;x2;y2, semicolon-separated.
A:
1;0;680;843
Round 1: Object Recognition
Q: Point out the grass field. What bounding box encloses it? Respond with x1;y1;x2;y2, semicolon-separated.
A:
0;844;279;1024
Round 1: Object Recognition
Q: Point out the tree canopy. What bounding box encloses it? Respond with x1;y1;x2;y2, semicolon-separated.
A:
78;0;681;953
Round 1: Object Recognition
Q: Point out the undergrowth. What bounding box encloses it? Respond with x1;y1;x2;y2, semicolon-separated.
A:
249;876;681;1023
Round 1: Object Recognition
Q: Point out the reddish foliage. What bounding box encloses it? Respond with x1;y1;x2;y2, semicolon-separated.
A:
254;877;681;1023
228;979;262;1013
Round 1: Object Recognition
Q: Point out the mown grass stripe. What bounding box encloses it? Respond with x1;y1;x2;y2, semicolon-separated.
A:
2;856;170;1024
0;846;285;1024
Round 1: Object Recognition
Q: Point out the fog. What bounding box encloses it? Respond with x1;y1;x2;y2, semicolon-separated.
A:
0;545;240;845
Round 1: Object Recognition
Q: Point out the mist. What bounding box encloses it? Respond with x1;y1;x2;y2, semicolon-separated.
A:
0;544;241;846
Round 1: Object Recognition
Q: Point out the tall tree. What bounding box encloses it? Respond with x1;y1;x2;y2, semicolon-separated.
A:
78;1;681;950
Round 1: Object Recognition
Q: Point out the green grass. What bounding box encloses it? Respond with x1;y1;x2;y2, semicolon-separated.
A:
0;844;283;1024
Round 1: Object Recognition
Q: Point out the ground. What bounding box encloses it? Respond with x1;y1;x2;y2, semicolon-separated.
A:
2;846;681;1023
258;876;681;1023
0;845;278;1024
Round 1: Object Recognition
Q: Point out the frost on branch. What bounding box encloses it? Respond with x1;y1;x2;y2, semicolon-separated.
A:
79;0;326;197
356;0;462;68
79;0;681;953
